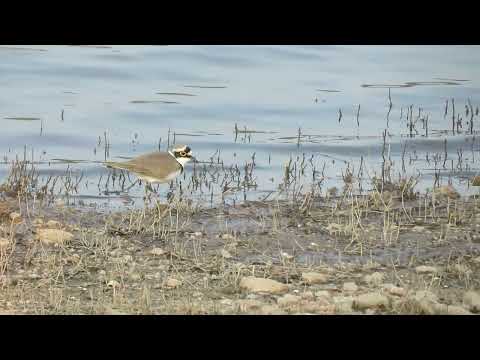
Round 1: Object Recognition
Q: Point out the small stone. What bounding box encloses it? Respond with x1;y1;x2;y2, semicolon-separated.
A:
0;238;11;249
363;272;385;286
150;247;166;256
388;286;407;297
36;229;74;245
46;220;62;228
343;282;359;292
415;265;438;274
165;278;182;289
220;249;232;259
301;272;329;285
354;292;389;310
277;294;301;307
239;276;288;294
463;291;480;313
32;218;44;226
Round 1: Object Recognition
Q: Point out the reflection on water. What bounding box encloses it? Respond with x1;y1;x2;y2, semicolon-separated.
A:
1;45;480;208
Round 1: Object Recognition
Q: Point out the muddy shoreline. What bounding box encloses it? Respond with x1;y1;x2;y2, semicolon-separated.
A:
1;183;479;315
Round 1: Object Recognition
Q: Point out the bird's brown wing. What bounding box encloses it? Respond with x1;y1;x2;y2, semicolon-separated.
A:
104;152;182;178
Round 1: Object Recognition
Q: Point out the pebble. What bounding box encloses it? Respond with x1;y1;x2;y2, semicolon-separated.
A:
342;282;358;292
277;293;301;307
463;291;480;313
415;265;438;274
239;276;288;294
46;220;62;228
150;247;166;256
301;272;329;285
363;272;385;286
32;218;44;226
354;292;389;310
165;278;182;289
387;286;407;297
36;229;74;245
0;238;11;249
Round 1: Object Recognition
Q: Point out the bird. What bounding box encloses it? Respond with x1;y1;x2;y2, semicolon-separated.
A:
104;144;195;193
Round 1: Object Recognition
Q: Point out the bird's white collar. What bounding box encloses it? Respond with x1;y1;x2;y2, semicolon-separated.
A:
169;150;190;169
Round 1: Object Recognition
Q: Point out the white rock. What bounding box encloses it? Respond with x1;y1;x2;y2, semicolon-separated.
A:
150;247;166;256
343;282;358;292
165;278;182;289
36;229;74;245
301;272;329;285
354;292;389;310
239;277;288;294
388;286;407;297
463;291;480;313
277;294;301;307
415;265;438;274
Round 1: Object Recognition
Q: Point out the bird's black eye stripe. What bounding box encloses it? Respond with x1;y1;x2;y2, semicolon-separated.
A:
185;147;191;153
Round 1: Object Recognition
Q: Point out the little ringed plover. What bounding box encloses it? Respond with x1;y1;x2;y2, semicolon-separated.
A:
105;145;194;185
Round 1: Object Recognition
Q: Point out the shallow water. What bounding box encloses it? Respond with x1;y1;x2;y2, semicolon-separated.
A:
1;45;480;207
